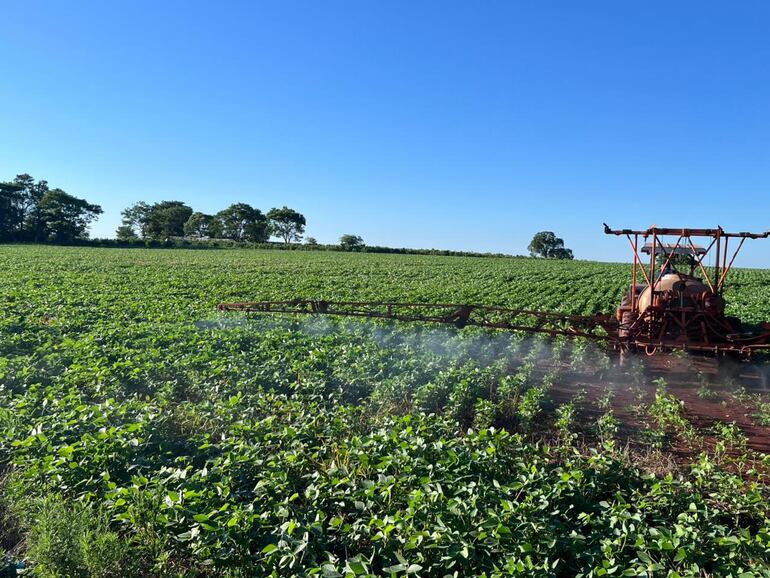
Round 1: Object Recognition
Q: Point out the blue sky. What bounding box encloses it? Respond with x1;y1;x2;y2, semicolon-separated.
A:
2;1;770;264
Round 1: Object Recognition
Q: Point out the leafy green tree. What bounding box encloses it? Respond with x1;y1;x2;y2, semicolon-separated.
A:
0;182;23;240
208;216;223;239
2;175;101;243
115;226;138;241
0;174;50;240
550;247;574;260
183;212;213;239
214;203;269;242
118;202;151;238
38;188;103;242
339;234;364;251
267;206;306;244
527;231;574;260
119;201;192;239
19;176;50;241
144;201;193;239
305;236;318;246
12;174;37;235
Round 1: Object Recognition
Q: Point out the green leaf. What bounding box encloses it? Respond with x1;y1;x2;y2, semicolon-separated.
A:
321;564;342;578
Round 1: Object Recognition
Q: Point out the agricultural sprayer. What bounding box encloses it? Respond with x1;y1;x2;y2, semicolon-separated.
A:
219;225;770;359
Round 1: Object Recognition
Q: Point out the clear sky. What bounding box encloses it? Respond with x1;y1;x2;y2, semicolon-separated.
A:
2;1;770;264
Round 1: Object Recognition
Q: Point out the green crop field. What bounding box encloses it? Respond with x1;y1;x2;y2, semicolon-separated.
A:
3;245;770;577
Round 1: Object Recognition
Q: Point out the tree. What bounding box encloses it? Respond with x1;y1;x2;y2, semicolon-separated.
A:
115;225;138;241
144;201;193;239
550;247;574;259
12;174;36;235
183;212;213;239
214;203;269;242
339;234;364;251
119;201;192;239
0;174;51;240
38;188;102;243
267;206;306;244
0;181;23;240
14;174;50;241
305;237;318;246
119;202;151;238
527;231;574;260
208;216;223;239
2;174;101;244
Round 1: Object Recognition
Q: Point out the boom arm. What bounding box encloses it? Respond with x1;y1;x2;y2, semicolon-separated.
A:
217;300;619;341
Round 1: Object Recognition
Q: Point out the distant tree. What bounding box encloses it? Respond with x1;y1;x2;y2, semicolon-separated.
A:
0;181;23;240
528;231;573;260
267;206;306;244
214;203;269;242
550;247;574;260
305;237;318;246
0;174;51;240
119;202;151;238
12;174;37;235
15;174;50;241
208;216;223;239
144;201;193;239
117;201;192;239
183;212;213;239
1;174;101;244
339;234;365;251
38;188;103;242
115;225;138;241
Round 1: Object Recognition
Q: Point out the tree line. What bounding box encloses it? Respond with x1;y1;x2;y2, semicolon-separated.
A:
0;174;102;243
116;201;306;244
2;173;575;258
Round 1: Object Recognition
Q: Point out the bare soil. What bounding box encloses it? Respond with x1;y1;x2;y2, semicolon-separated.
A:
543;352;770;462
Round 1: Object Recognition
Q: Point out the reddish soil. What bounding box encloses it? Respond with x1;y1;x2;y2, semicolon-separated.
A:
542;353;770;462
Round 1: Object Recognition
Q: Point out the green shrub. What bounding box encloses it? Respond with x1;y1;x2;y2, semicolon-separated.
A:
26;497;135;578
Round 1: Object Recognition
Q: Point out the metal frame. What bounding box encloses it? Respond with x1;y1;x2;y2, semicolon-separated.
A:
604;224;770;356
604;224;770;297
218;300;618;341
